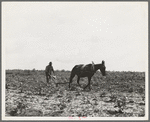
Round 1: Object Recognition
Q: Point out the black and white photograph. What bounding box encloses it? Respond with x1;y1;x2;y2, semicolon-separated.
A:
2;1;148;120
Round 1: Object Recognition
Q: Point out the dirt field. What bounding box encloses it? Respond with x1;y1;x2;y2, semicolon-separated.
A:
5;70;145;117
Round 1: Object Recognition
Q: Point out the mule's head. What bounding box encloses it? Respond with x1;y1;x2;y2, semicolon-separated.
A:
100;60;106;76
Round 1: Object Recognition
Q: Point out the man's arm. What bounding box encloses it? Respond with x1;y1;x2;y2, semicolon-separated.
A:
45;66;50;76
52;66;55;75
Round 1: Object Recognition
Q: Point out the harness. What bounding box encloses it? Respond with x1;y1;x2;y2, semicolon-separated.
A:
81;65;86;70
80;63;95;73
91;61;95;71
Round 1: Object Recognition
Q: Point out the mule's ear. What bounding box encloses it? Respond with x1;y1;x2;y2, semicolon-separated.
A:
102;60;105;65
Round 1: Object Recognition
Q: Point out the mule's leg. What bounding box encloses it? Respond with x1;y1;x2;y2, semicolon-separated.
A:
77;76;81;87
84;77;91;90
69;73;75;88
88;77;92;90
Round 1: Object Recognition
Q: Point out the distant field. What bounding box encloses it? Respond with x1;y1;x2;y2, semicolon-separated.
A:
5;70;145;117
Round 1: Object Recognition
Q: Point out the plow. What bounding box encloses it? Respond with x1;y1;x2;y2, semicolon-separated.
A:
50;75;69;87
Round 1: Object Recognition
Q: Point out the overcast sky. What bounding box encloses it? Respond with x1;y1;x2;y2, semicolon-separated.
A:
2;2;148;71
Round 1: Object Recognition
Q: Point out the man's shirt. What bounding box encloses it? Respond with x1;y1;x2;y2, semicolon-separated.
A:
45;65;54;75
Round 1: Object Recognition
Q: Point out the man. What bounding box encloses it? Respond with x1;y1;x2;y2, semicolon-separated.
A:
45;62;55;83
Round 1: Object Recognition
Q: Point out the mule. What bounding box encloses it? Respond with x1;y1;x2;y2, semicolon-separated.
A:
69;60;106;90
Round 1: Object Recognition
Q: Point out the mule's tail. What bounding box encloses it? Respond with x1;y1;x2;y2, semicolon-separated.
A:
69;66;76;88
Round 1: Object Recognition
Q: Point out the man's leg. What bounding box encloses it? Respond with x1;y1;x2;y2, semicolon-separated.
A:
46;74;49;83
49;75;52;82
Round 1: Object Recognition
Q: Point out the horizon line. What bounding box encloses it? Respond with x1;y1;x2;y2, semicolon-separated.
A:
5;69;145;72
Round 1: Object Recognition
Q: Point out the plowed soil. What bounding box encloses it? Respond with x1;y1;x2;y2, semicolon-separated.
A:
5;70;145;117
